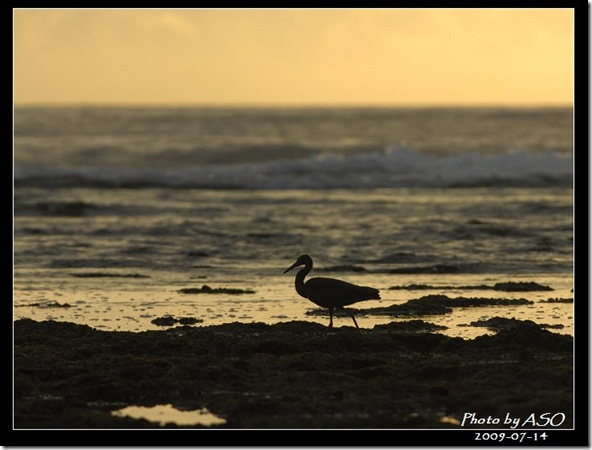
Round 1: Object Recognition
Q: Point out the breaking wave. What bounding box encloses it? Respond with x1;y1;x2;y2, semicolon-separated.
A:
14;147;573;189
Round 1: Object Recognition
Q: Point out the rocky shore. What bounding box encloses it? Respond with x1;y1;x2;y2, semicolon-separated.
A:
14;317;572;430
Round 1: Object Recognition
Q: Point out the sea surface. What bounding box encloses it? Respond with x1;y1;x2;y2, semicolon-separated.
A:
13;107;574;338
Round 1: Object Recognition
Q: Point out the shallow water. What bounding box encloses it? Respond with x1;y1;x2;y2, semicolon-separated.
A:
14;262;573;340
111;404;226;427
13;107;574;339
13;187;573;338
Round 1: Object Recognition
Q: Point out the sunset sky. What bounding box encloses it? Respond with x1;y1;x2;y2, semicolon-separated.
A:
13;8;574;106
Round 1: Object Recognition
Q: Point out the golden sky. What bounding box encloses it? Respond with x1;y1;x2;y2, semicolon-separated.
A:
13;8;574;106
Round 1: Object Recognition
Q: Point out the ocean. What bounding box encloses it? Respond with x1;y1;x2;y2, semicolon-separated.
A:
13;106;574;338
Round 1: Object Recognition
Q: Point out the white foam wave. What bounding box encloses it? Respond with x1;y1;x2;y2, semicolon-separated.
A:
15;148;573;189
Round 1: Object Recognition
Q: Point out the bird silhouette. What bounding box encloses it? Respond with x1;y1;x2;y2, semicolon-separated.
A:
283;254;380;330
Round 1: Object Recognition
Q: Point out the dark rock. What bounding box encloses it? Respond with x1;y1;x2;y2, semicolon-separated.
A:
151;316;203;327
15;301;72;308
389;281;554;292
177;285;255;295
471;316;565;331
540;298;573;303
373;320;448;333
493;281;553;292
151;317;177;327
13;318;573;430
178;317;202;325
362;295;533;317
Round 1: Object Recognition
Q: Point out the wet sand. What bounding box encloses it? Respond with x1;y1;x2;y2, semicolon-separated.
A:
14;317;572;430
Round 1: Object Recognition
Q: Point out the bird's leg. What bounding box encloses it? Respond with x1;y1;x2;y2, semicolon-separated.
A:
343;308;360;329
326;307;334;333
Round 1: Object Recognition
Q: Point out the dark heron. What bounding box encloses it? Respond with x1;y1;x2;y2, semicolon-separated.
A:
283;254;380;329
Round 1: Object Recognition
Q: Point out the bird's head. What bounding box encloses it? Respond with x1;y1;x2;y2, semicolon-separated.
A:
283;254;313;274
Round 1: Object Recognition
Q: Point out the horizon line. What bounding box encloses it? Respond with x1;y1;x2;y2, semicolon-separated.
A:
13;101;574;109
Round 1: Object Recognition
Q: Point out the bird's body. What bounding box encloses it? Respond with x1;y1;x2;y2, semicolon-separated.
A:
283;254;380;329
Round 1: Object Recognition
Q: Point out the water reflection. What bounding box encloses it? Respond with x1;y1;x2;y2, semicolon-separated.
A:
112;403;226;427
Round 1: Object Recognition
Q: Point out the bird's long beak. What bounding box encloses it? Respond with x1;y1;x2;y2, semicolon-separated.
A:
283;261;301;274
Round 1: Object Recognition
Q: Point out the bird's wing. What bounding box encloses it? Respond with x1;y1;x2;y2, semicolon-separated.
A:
305;277;380;306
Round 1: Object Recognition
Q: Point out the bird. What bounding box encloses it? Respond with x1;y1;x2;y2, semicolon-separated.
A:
283;254;380;330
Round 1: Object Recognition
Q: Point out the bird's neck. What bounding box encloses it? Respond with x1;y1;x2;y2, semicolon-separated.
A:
294;266;311;297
